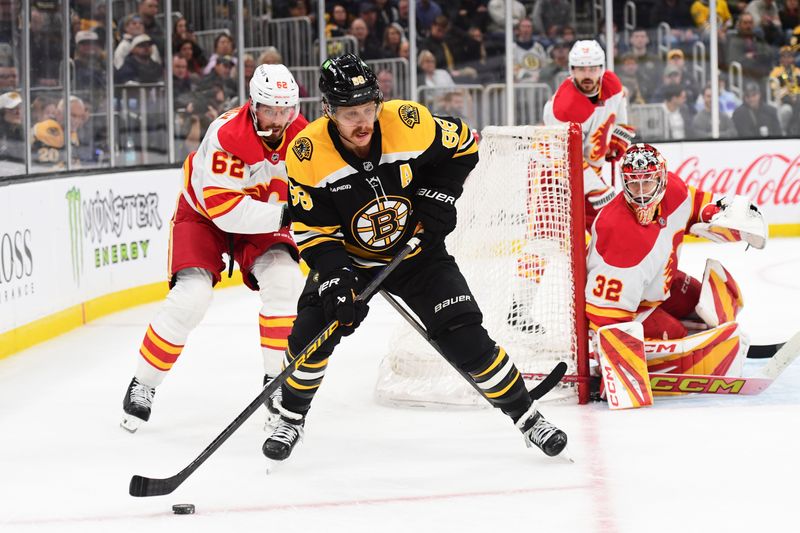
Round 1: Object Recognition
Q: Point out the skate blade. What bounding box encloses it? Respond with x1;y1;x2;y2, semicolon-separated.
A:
265;458;282;475
120;415;145;433
557;446;575;463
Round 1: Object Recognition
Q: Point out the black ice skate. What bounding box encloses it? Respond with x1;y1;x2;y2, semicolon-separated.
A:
262;419;304;461
121;377;156;433
516;402;568;457
262;373;283;431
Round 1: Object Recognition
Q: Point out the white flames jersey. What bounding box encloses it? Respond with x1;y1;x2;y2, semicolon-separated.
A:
585;173;713;331
543;71;627;192
181;102;308;234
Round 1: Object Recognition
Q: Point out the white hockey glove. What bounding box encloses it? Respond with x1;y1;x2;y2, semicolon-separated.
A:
689;195;767;249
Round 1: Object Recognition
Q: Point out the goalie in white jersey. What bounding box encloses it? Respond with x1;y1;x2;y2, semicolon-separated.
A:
120;64;308;432
543;40;635;230
586;143;767;385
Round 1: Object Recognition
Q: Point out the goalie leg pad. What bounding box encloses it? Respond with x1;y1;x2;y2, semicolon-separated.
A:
694;259;744;328
596;322;654;410
645;322;749;386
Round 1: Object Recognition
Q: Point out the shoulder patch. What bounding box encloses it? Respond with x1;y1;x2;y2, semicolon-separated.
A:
398;104;420;128
292;137;313;161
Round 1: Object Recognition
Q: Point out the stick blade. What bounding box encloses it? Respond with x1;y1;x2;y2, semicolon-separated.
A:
129;474;180;497
528;361;568;401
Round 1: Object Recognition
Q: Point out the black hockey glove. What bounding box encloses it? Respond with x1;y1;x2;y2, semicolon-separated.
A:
318;267;368;336
413;186;458;247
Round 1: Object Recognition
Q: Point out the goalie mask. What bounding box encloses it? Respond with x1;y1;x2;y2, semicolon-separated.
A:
621;143;667;225
248;63;300;138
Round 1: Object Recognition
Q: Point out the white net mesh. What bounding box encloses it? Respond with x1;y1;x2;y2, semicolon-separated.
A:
375;125;582;407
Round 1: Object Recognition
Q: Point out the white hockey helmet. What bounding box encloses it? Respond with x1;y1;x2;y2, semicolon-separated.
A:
620;143;668;226
249;63;300;137
568;40;605;70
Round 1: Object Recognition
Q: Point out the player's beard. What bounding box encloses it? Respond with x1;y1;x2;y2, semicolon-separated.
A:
576;76;600;96
339;125;374;155
260;122;289;143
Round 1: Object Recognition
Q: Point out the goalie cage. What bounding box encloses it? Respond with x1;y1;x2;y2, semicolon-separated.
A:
375;123;591;406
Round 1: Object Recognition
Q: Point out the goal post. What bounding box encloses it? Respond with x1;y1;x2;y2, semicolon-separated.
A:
375;123;591;406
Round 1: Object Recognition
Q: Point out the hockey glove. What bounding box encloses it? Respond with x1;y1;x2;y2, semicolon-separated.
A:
413;186;458;247
318;267;368;336
605;123;636;162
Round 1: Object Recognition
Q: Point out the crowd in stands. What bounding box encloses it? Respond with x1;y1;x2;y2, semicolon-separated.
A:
1;0;799;176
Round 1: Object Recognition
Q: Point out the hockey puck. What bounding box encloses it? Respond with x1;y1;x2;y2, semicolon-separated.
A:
172;504;195;515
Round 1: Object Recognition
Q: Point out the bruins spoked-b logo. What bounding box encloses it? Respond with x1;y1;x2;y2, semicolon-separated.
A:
292;137;313;161
351;196;411;251
398;104;420;129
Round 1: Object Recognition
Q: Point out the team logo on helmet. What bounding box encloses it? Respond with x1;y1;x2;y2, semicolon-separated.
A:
398;104;420;129
292;137;313;161
351;196;411;251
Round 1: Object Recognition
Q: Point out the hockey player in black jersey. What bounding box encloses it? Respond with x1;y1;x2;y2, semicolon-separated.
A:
263;53;568;462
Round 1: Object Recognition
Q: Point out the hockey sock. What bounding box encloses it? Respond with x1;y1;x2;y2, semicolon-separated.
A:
259;314;296;375
280;347;329;414
469;346;532;421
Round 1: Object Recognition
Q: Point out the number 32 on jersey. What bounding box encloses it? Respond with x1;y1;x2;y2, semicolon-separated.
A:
592;275;623;302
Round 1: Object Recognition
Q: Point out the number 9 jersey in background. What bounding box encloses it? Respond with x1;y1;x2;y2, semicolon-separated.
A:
284;99;478;271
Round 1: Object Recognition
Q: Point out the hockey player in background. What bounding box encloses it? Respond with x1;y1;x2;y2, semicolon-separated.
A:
585;143;767;393
261;53;568;463
543;39;635;230
120;64;308;432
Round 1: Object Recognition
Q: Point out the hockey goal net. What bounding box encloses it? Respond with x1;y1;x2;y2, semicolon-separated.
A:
375;123;590;406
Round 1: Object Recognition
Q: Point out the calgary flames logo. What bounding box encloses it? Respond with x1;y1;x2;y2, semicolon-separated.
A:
292;137;313;161
351;196;411;251
589;114;615;161
398;104;420;129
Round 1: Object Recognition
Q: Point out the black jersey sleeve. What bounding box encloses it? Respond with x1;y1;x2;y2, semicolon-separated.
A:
417;113;479;198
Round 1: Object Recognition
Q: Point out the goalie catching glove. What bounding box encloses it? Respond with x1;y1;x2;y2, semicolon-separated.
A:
413;186;458;247
605;123;636;162
318;266;368;336
690;195;767;249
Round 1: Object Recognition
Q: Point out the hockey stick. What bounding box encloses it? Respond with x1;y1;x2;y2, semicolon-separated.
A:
379;290;567;402
129;237;421;498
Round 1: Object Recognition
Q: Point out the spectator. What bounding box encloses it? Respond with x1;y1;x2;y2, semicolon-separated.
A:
382;22;406;58
780;0;800;30
627;28;661;100
726;12;774;83
137;0;164;57
649;0;694;29
173;15;197;45
29;7;62;87
376;68;395;100
690;0;733;38
115;13;161;69
434;89;473;124
359;3;385;43
691;84;737;138
417;0;444;35
453;0;490;34
398;39;411;61
514;18;549;82
769;46;800;133
30;95;92;169
0;90;23;165
197;54;237;101
326;3;350;38
487;0;526;35
462;25;493;83
420;15;458;72
418;49;455;87
116;34;163;84
662;84;693;139
58;95;97;165
694;74;741;114
0;63;18;91
665;48;700;103
652;63;689;102
375;0;400;35
732;82;782;137
203;32;236;75
72;30;106;101
616;53;647;104
531;0;572;40
257;46;309;97
233;53;257;91
172;55;193;105
174;38;207;77
349;17;384;60
538;41;570;91
746;0;783;45
396;0;411;35
30;94;58;124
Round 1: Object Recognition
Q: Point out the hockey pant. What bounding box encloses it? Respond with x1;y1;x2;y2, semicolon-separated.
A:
280;245;533;422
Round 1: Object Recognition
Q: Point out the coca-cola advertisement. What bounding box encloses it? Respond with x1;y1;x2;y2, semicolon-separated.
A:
656;139;800;229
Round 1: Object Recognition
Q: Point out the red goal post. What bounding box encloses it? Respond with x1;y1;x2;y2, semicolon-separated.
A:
375;123;591;405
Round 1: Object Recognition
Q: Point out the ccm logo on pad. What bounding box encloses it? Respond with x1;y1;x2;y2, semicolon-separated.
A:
434;295;471;313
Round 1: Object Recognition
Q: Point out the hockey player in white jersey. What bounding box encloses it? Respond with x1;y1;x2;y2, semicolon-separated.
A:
586;143;767;390
120;64;308;432
543;40;635;230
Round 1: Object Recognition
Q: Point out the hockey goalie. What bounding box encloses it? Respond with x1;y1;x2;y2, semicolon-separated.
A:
584;143;768;409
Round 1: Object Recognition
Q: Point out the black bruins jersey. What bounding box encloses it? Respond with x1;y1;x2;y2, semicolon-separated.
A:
285;99;479;270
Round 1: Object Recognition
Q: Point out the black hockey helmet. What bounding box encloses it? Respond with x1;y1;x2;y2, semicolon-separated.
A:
319;53;383;109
